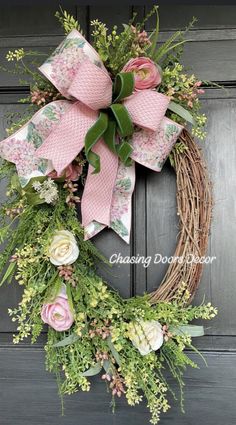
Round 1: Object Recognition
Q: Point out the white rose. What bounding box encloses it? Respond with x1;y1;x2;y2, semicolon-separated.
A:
49;230;79;266
128;320;164;356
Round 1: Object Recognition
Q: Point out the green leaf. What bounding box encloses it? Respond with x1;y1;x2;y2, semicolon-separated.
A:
171;325;204;337
107;337;121;366
155;39;189;62
23;176;48;206
53;333;80;347
103;359;112;374
82;363;102;377
66;284;74;314
24;176;47;192
168;101;196;125
11;174;22;194
25;193;45;206
44;274;62;302
122;23;130;31
153;30;187;62
0;262;16;287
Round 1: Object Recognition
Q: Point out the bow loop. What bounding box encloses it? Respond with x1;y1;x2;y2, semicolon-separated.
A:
124;90;170;132
68;60;113;110
39;29;104;99
0;29;183;244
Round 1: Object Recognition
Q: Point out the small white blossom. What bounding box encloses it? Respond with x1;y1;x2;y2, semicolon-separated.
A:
6;48;25;62
32;181;42;191
32;178;59;204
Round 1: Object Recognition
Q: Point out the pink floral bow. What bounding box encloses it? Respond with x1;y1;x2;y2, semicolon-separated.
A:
0;29;183;243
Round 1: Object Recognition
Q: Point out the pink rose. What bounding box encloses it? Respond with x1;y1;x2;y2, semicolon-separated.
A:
48;163;82;181
41;290;74;332
122;57;161;91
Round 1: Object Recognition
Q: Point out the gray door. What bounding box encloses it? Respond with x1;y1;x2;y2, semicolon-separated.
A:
0;3;236;425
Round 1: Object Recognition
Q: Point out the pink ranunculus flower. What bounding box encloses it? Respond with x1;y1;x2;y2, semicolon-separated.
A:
122;57;162;91
41;289;74;332
48;163;82;181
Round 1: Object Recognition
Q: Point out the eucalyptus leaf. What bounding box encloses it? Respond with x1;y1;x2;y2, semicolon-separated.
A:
168;101;196;125
103;359;112;374
171;325;204;337
82;363;102;377
53;333;80;347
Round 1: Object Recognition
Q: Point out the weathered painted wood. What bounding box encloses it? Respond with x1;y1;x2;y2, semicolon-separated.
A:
0;349;235;425
133;164;148;296
1;35;236;85
89;5;132;31
148;5;236;30
0;4;236;424
0;2;80;36
195;94;236;337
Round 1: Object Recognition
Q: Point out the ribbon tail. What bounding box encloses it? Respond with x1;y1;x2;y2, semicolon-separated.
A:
36;102;98;175
83;160;135;244
82;140;119;229
131;117;184;172
109;161;135;243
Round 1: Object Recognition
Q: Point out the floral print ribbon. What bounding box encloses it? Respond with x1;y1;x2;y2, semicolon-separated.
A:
0;29;183;243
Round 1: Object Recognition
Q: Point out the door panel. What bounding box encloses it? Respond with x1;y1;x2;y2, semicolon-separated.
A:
0;3;235;424
0;349;235;425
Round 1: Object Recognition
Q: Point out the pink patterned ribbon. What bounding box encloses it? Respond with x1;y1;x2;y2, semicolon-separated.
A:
0;29;183;242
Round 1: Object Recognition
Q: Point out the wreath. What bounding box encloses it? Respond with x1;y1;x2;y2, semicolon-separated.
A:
0;7;216;424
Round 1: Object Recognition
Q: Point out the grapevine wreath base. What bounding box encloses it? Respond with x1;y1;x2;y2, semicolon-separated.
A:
0;7;216;425
150;129;213;304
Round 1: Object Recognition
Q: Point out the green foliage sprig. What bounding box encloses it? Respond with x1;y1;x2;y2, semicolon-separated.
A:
55;7;84;35
0;163;217;424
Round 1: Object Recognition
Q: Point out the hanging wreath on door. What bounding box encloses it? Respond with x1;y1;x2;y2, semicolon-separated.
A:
0;7;216;424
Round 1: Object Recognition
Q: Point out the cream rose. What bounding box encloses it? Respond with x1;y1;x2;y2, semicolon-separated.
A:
49;230;79;266
128;320;164;355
